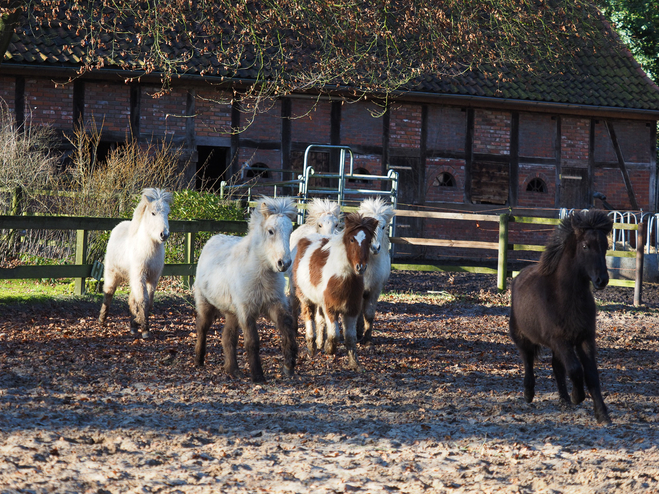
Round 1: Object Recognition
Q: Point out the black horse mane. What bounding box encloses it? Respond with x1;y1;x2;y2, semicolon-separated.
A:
539;210;613;276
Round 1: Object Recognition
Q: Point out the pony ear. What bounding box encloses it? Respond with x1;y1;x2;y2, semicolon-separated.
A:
259;201;273;218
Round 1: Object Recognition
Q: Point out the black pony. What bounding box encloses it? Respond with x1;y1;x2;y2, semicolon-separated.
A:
509;210;613;424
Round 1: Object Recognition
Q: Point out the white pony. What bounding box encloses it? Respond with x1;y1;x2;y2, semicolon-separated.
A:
289;198;341;250
356;197;395;345
194;196;298;383
98;188;172;339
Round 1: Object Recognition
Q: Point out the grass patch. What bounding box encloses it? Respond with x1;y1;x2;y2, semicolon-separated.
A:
0;278;125;306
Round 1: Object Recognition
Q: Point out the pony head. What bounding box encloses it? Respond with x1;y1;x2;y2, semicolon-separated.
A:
540;209;613;289
306;198;341;236
342;212;378;275
132;188;172;243
251;196;297;273
358;197;395;255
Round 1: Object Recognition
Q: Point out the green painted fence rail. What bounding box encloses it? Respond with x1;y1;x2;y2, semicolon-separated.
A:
1;211;645;303
0;215;248;295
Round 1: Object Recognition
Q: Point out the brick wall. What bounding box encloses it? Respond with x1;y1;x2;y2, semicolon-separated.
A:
426;106;465;152
194;88;232;138
341;101;383;147
594;167;651;210
0;77;15;115
291;99;331;144
517;164;555;208
425;158;465;204
519;113;555;158
473;109;511;155
84;82;130;135
240;99;282;141
594;119;652;164
140;86;187;138
26;78;73;128
390;104;422;149
560;117;589;168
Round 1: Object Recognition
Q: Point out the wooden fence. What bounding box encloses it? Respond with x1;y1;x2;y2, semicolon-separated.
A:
0;210;645;304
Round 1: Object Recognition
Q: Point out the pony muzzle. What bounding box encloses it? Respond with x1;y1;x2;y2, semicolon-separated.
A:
160;230;170;242
277;258;292;272
355;263;367;275
592;274;609;290
370;241;381;255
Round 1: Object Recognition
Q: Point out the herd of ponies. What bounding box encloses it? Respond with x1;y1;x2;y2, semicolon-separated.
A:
98;188;615;424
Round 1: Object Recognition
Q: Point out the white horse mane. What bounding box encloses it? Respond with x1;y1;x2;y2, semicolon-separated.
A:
358;197;395;225
130;188;173;233
305;198;341;226
249;196;297;232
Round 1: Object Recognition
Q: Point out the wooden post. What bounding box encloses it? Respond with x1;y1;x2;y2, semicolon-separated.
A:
184;231;196;289
74;229;88;295
634;221;645;307
497;213;509;293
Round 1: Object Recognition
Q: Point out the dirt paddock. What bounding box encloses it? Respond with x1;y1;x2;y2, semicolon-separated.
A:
1;271;658;493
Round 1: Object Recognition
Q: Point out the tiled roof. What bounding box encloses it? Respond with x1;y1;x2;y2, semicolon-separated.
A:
4;4;659;112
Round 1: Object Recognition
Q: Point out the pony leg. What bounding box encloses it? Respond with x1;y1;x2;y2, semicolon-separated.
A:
300;302;317;357
343;314;364;372
359;291;378;345
98;271;118;325
577;339;611;424
314;307;326;353
554;343;585;406
221;313;241;379
323;309;340;356
268;303;298;377
129;273;151;338
551;352;571;407
239;316;265;383
194;299;218;367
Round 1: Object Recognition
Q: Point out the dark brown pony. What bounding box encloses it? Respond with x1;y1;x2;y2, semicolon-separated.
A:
509;210;613;424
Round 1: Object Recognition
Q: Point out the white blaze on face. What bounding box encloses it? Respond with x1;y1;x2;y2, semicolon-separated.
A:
354;230;367;246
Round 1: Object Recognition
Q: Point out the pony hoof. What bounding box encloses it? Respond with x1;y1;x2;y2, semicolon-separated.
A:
523;390;534;403
559;399;572;411
571;390;586;405
141;331;152;339
251;374;266;383
281;365;294;377
596;413;612;425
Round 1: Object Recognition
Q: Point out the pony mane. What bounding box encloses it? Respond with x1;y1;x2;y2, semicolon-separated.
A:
305;198;341;225
343;212;377;236
249;196;297;231
131;188;172;224
358;197;395;225
539;210;613;276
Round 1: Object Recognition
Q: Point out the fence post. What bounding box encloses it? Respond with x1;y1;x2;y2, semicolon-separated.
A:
184;230;196;289
74;229;88;296
634;221;645;307
497;213;509;293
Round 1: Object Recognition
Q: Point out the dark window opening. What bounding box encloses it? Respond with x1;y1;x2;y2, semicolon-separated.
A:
245;162;270;179
96;141;122;164
197;146;229;191
348;167;370;184
526;178;548;193
434;172;456;188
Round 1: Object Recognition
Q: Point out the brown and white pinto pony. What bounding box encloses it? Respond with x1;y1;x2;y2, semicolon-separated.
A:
293;213;378;371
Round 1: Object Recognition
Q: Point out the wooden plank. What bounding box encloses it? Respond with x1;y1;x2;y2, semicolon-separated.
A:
606;250;637;258
162;264;197;276
390;237;499;249
392;263;498;274
391;210;501;222
511;244;545;252
0;216;248;234
609;279;636;288
510;216;561;225
0;265;94;279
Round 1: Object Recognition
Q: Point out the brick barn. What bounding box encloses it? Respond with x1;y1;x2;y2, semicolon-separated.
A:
2;4;659;263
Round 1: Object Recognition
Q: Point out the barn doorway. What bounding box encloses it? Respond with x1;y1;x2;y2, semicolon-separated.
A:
196;146;229;191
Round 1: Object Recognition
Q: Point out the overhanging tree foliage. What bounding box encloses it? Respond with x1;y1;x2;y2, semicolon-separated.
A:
1;0;610;103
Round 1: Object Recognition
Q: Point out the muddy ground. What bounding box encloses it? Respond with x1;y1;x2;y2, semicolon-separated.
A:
0;271;658;493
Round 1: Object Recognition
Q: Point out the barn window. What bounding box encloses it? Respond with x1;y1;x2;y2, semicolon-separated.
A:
246;162;270;179
348;167;370;184
434;172;456;188
526;178;548;193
